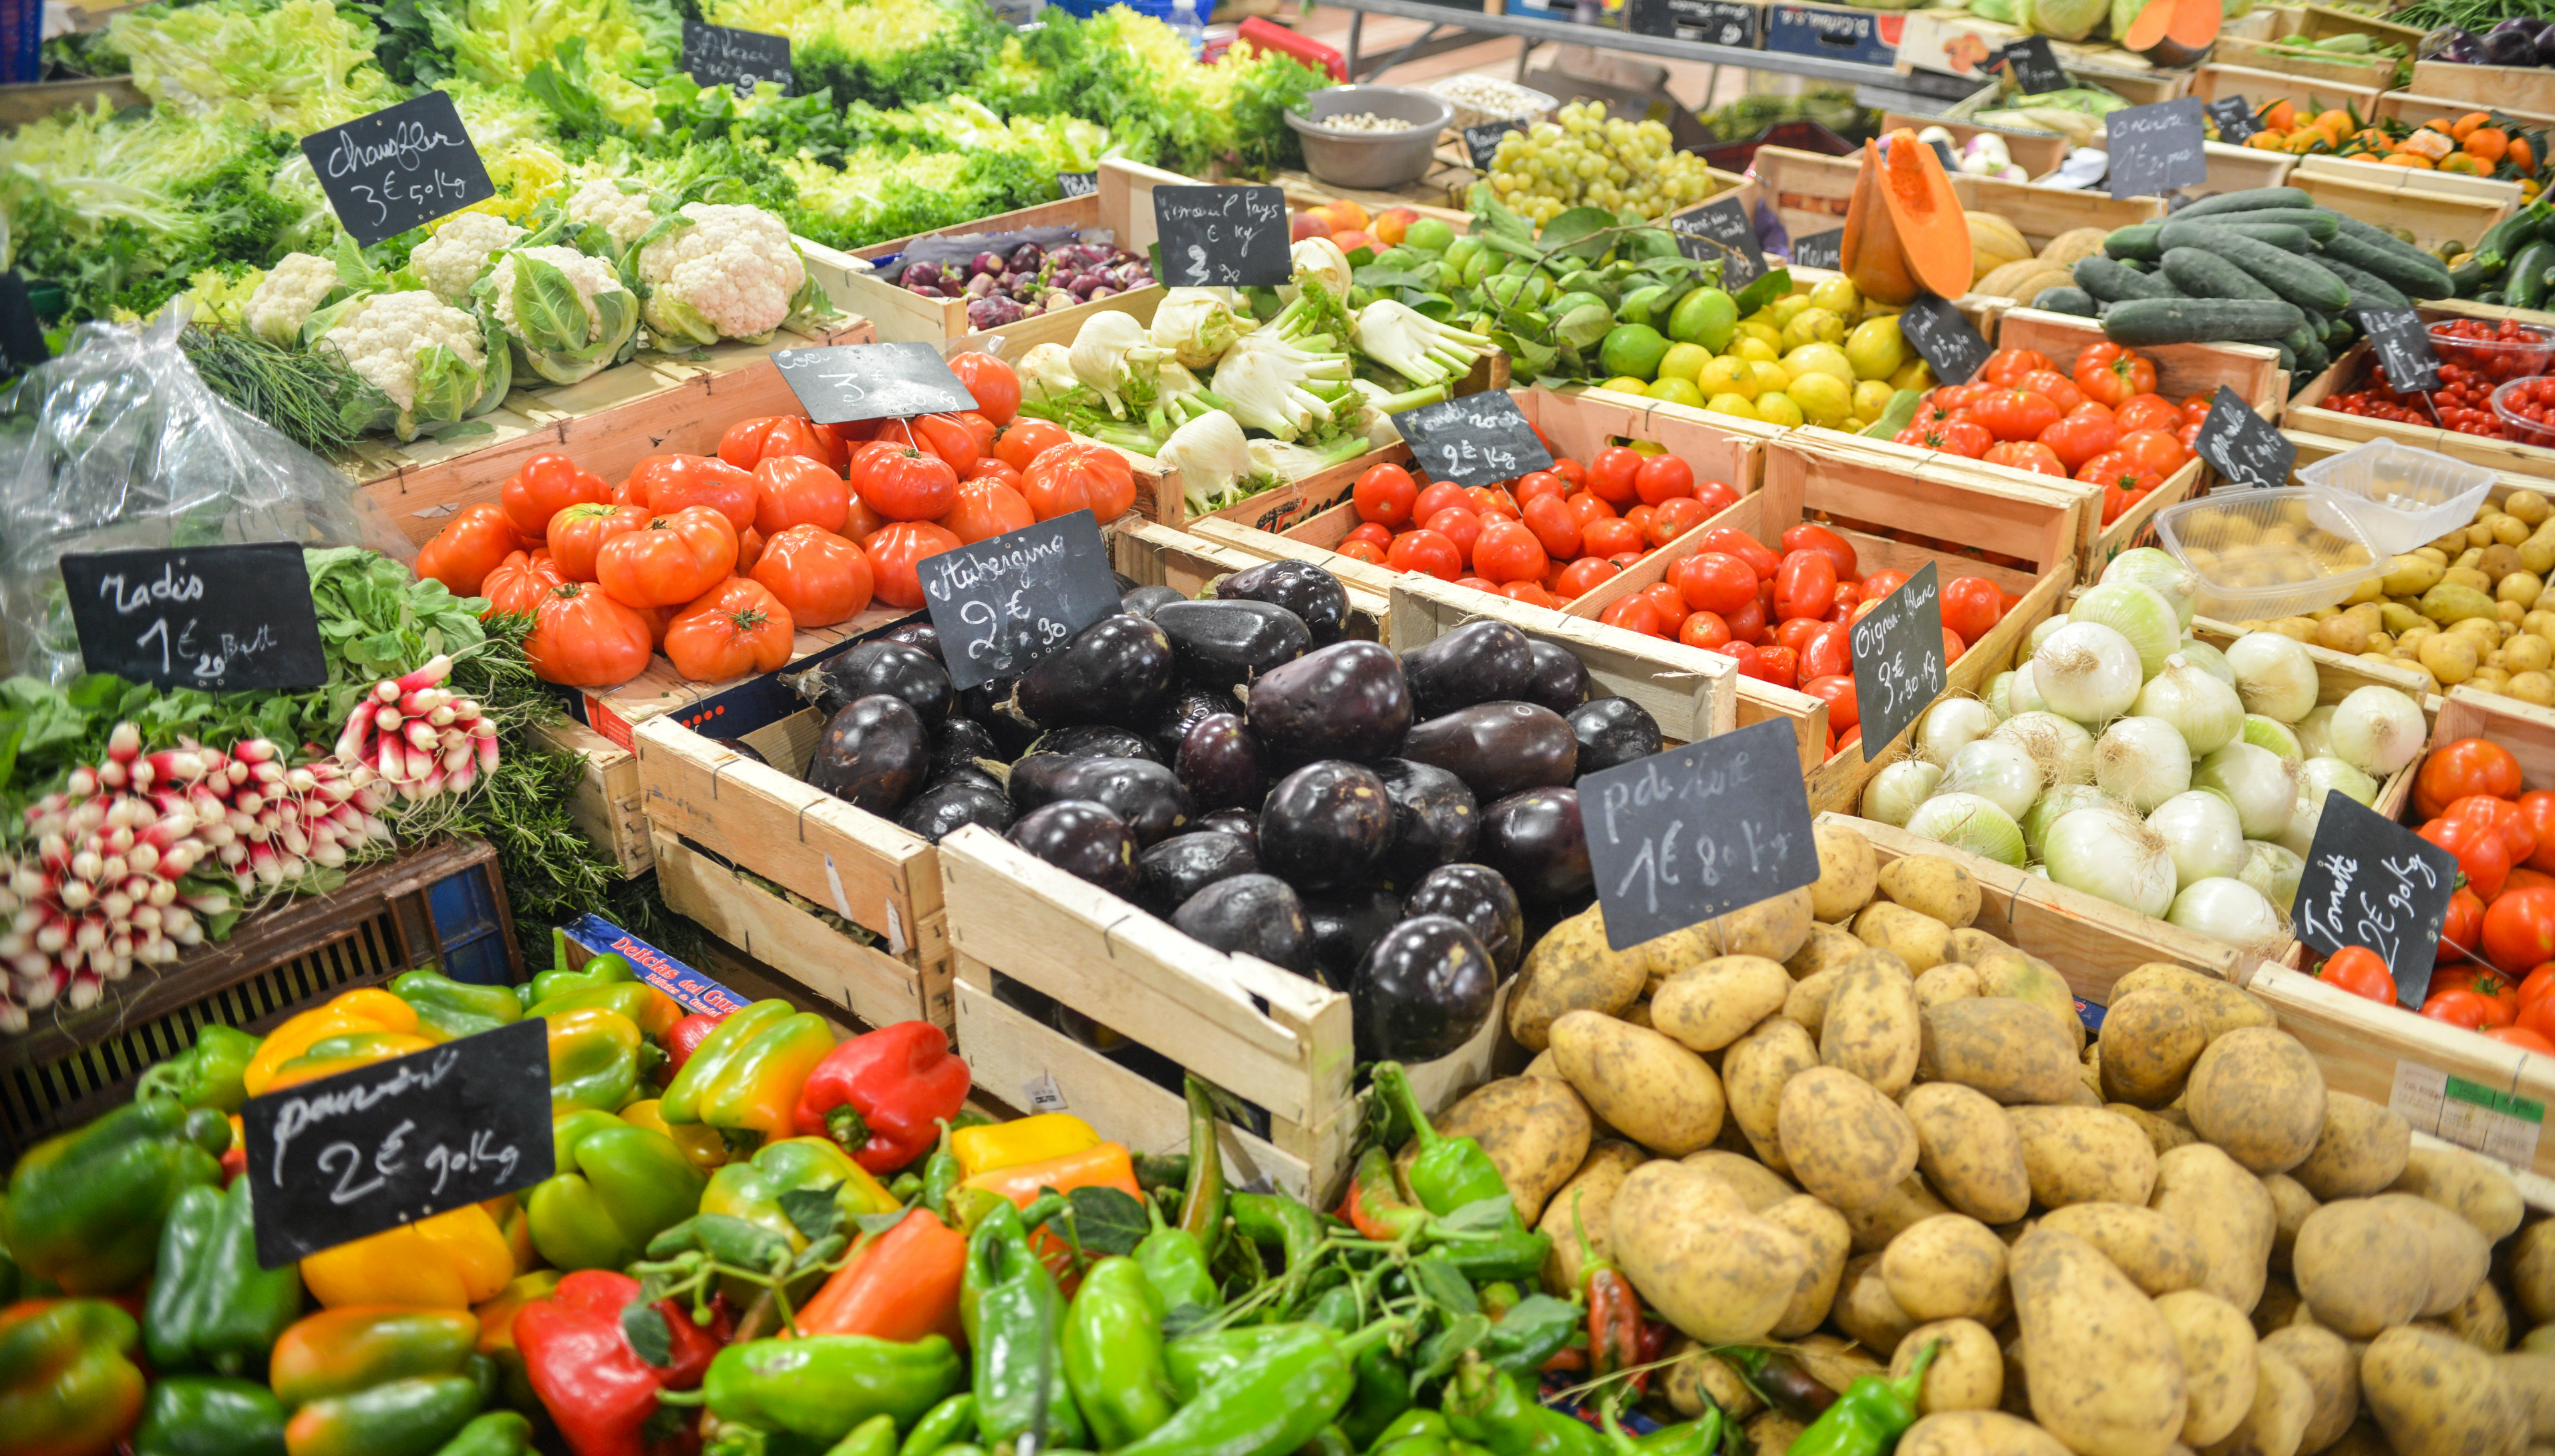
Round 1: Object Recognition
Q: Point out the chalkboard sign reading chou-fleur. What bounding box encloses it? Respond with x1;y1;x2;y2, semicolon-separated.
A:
300;91;496;248
1580;718;1821;952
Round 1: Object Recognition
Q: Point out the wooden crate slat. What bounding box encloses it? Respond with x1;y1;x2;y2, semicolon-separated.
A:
652;832;952;1030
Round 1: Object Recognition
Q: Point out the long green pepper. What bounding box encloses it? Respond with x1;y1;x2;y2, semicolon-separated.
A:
1134;1200;1218;1314
964;1200;1086;1450
1372;1064;1506;1217
1784;1337;1940;1456
1061;1256;1176;1449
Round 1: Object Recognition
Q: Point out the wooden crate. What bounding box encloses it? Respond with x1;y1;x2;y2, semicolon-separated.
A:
2376;90;2555;134
2192;140;2298;199
2407;61;2555;118
2291;2;2429;54
2210;35;2403;92
0;76;146;128
2286;311;2555;479
2190;62;2385;119
651;830;946;1033
2061;54;2192;106
2289;162;2517;250
1754;146;1860;248
537;718;653;878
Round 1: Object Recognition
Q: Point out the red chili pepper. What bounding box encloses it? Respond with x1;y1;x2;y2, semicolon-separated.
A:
1338;1145;1427;1242
515;1270;723;1456
791;1021;972;1173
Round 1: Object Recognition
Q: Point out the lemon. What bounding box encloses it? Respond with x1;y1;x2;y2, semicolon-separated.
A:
1890;357;1936;391
1602;375;1652;394
1782;343;1856;387
1808;275;1862;320
1844;316;1908;381
1656;342;1711;385
1598;324;1671;381
1733;337;1778;365
1769;295;1811;328
1697;355;1753;397
1785;371;1852;428
1780;307;1846;352
1628;438;1671;456
1753;391;1806;429
1646;377;1706;408
1738;320;1783;349
1853;379;1897;419
1748;361;1792;397
1667;288;1738;351
1705;392;1761;421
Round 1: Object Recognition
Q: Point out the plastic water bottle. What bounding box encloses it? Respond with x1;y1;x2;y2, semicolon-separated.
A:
1169;0;1206;59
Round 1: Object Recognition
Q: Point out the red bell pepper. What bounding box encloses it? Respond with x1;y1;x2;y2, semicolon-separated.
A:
514;1270;722;1456
790;1021;971;1173
665;1013;723;1076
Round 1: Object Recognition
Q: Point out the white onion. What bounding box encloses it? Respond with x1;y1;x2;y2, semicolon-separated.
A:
2298;755;2379;811
2027;613;2071;655
2148;789;2248;887
2240;840;2305;914
2033;622;2143;725
2327;686;2427;777
2195;741;2299;840
2023;783;2112;859
2132;657;2244;755
1916;699;1998;766
2226;632;2320;723
2167;876;2290;956
2045;804;2178;917
2177;637;2236;686
2008;661;2052;718
2103;547;2199;628
1992;711;2095;788
1905;792;2027;867
1938;738;2046;822
2277;790;2329;858
2242;715;2303;764
1983;671;2016;721
2095;716;2193;811
2071;581;2182;677
2292;705;2339;760
1862;760;1942;828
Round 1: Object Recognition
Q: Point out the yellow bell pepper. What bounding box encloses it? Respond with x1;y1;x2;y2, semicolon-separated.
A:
485;1194;536;1273
298;1202;515;1309
261;1032;439;1091
242;988;418;1097
951;1113;1101;1177
622;1099;729;1171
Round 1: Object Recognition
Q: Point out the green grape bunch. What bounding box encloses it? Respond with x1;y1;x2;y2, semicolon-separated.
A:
1485;102;1718;226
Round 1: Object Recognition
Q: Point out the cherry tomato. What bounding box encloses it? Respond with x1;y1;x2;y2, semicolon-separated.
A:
1354;463;1419;526
1587;446;1645;505
1387;529;1464;580
2317;946;2397;1007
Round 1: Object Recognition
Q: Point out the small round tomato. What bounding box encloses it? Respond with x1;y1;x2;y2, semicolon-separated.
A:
1343;521;1395;552
1647;497;1711;548
2317;946;2397;1006
1633;455;1695;506
664;577;796;683
751;524;874;627
1426;506;1484;566
1679;610;1730;650
865;521;963;610
1475;519;1550;584
943;477;1035;544
2113;394;2184;435
1939;576;2004;644
1354;463;1419;526
993;419;1071;472
1387;529;1464;580
1586;446;1645;505
2039;407;2120;472
950;352;1021;426
1582;517;1644;558
1413;480;1471;521
1554;556;1620;598
2019;369;2085;413
1598;594;1665;637
1514;470;1568;507
2417;738;2524;820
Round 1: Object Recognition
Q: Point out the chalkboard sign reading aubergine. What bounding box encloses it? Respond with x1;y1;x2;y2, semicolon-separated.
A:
920;510;1123;691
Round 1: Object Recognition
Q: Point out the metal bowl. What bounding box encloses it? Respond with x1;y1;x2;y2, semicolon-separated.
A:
1285;85;1454;191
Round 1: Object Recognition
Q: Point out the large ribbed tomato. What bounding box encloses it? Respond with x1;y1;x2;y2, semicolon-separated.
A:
629;453;759;532
596;506;739;608
547;503;650;583
751;525;874;627
664;578;796;683
720;415;842;472
908;414;981;476
500;452;611;539
480;549;567;619
1021;442;1136;523
525;581;654;688
414;504;524;597
866;522;963;610
943;478;1035;545
753;456;850;538
852;447;959;524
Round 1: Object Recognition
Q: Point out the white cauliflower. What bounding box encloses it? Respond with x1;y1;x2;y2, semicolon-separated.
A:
243;252;341;345
309;289;508;439
566;177;662;252
409;212;526;303
490;246;615;344
484;245;639;385
635;202;831;346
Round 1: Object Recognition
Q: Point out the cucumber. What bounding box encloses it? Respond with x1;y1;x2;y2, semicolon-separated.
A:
2156;222;2352;311
2174;187;2317;218
2161;247;2279;302
2507;239;2555;310
2283;325;2328;377
2216;209;2341;242
2075;254;2178;303
2104;224;2166;262
2204;220;2314;252
2032;285;2099;317
2103;297;2305;346
2317;256;2411;312
2321;220;2455;300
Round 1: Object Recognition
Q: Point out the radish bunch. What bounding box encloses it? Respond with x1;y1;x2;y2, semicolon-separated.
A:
333;655;499;801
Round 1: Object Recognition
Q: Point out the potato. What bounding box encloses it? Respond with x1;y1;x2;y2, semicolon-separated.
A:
2184;1029;2329;1175
1721;1015;1818;1171
2360;1326;2531;1456
1792;1333;1888;1395
1535;1139;1647;1294
2200;1345;2310;1456
1780;1066;1920;1213
1920;997;2083;1105
2288;1092;2409;1200
1508;904;1649;1051
1844;1173;1958;1255
1660;1338;1761;1423
2010;1105;2161;1208
1884;1214;2010;1322
1858;901;1952;974
1692;886;1815;962
2258;1326;2358;1455
1785;967;1843;1039
2456;1277;2516;1353
1834;1251;1920;1357
1763;1193;1851;1337
1895;1318;2005;1413
1904;1083;2032;1226
2293;1198;2439;1336
2151;1143;2278;1314
1406;1075;1592;1225
2258;1173;2316;1275
1973;947;2087;1053
1899;1411;2075;1456
1652;955;1792;1053
2011;1226;2190;1456
2515;1222;2555;1325
1790;920;1871;980
1915;962;1983;1009
2377;1190;2491;1318
1812;822;1878;922
2498;1352;2555;1439
1946;926;2007;964
2111;965;2276;1043
2251;1278;2305;1339
1743;1412;1806;1456
2110;1102;2200;1157
2393;1145;2525;1242
1607;1159;1811;1343
2157;1290;2260;1447
1548;1011;1723;1157
1878;856;1981;928
2099;987;2214;1109
1822;954;1924;1095
1684;1149;1798;1212
2036;1203;2208;1297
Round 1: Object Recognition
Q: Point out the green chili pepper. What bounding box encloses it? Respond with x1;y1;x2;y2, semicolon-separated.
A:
965;1200;1085;1450
1301;1425;1355;1456
1414;1228;1552;1287
822;1415;899;1456
1061;1256;1175;1449
1629;1411;1720;1456
1134;1200;1218;1315
1176;1075;1225;1262
1305;1282;1361;1333
1371;1410;1450;1447
1784;1338;1940;1456
1443;1356;1606;1456
1232;1192;1326;1277
1372;1064;1506;1218
1113;1322;1375;1456
899;1394;975;1456
1341;1342;1413;1450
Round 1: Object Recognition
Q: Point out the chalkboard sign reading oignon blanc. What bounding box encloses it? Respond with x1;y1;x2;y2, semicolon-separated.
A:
1848;562;1948;755
1581;718;1821;952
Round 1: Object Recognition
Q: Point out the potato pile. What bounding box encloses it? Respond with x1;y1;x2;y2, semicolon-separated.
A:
2244;487;2555;706
1434;818;2555;1456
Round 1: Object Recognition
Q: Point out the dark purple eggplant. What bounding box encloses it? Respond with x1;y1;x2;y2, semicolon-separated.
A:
1259;760;1393;892
798;641;954;728
2430;24;2486;61
1399;701;1577;801
1478;787;1590;904
1176;713;1269;811
1121;584;1186;617
898;778;1015;842
1007;800;1140;896
1403;863;1525;978
1139;831;1260;916
1017;614;1176;730
1401;620;1536;719
1371;759;1478;884
1519;640;1591;714
1568;697;1663;777
1246;641;1412;763
1351;914;1496;1062
1007;755;1192;845
1302;889;1403;990
881;622;943;661
807;695;929;815
930;719;1003;780
2485;18;2538;63
1029;725;1162;763
1196;807;1259;851
1152;599;1311;690
959;673;1041;758
1172;874;1313;973
1217;559;1350;644
1152;688;1245;761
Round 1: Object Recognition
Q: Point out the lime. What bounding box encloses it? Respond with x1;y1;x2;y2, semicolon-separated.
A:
1785;371;1852;428
1808;275;1862;319
1705;392;1761;421
1780;307;1846;352
1598;323;1671;382
1753;391;1806;429
1404;217;1458;254
1667;288;1738;351
1656;341;1711;385
1845;317;1908;381
1602;375;1652;395
1647;377;1705;408
1697;355;1753;397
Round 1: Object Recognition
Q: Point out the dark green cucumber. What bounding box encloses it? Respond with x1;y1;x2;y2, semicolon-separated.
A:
2317;256;2411;312
2104;224;2165;262
2212;208;2341;242
2032;285;2099;317
2174;187;2317;218
2161;247;2279;302
2321;220;2455;299
2204;221;2314;251
2508;239;2555;311
2075;254;2178;303
2103;297;2304;346
2156;222;2352;311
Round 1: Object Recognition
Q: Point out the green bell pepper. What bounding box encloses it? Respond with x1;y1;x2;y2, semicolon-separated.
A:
898;1394;975;1456
703;1334;961;1445
3;1095;228;1293
428;1412;532;1456
285;1374;485;1456
1373;1063;1506;1218
542;1007;647;1114
134;1377;289;1456
1061;1256;1174;1449
528;929;636;1006
965;1199;1085;1451
136;1026;262;1113
1;1298;147;1456
145;1177;305;1376
391;968;524;1041
701;1137;898;1258
526;1109;706;1271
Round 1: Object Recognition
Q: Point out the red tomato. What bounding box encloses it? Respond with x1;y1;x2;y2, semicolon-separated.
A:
1775;616;1824;654
1801;621;1852;681
2039;407;2120;472
2118;429;2188;476
2488;1026;2555;1053
630;453;759;533
500;452;612;540
1555;557;1620;598
864;521;963;610
2424;988;2510;1029
1723;596;1766;644
1640;582;1688;630
1802;674;1858;732
994;419;1072;472
1387;530;1464;580
1549;458;1584;490
2113;394;2184;435
943;477;1035;544
2426;810;2515;902
964;456;1023;490
1701;528;1778;580
904;414;980;475
2075;452;2159;498
1413;481;1471;521
1564;492;1619;526
1586;446;1645;505
1426;506;1484;566
2019;370;2085;412
1679;610;1731;650
1981;349;2050;387
546;503;651;584
1938;419;1993;458
1582;517;1645;558
2448;793;2538;870
595;507;739;609
1475;520;1550;584
523;580;655;688
852;447;959;523
951;352;1021;426
1967;389;2063;443
751;524;874;627
1624;504;1658;539
1753;645;1799;689
735;527;766;576
1774;550;1838;623
1343;522;1394;552
1981;440;2067;477
1707;641;1761;675
1693;480;1740;517
2518;791;2555;872
1465;486;1520;519
1633;455;1695;505
1860;568;1910;603
1938;576;2004;645
1942;626;1967;662
2441;886;2486;964
1355;464;1419;526
1599;594;1665;637
1336;540;1385;565
2317;946;2397;1007
1514;470;1568;507
1021;442;1136;523
1779;524;1858;581
2073;341;2158;408
1647;497;1711;548
2417;739;2525;820
753;456;851;538
1678;552;1758;615
721;415;842;473
480;550;566;620
1522;496;1583;560
1500;582;1558;608
664;577;796;683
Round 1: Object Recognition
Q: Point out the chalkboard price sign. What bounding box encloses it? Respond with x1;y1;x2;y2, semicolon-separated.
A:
301;90;496;248
2207;95;2262;144
1848;562;1947;755
922;510;1124;691
683;19;792;94
2194;383;2296;488
2355;307;2442;394
244;1019;554;1268
1997;36;2069;94
1900;293;1993;386
1057;171;1099;198
1582;718;1820;951
2294;791;2461;1003
1670;196;1766;289
60;543;329;693
774;341;977;425
0;272;45;375
1152;186;1291;287
1464;120;1522;172
1793;228;1844;271
1388;391;1556;491
1671;0;1761;45
1625;0;1675;37
2106;97;2208;199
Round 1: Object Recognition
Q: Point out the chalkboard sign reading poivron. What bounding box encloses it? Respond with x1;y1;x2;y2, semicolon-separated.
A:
1900;293;1993;386
1997;36;2069;94
2194;383;2296;488
2106;97;2208;200
2207;96;2262;144
682;19;792;94
1669;196;1766;289
1848;562;1947;755
244;1018;553;1268
773;341;977;425
921;510;1123;691
1582;717;1820;951
2294;791;2462;1005
1793;228;1844;271
1152;186;1291;288
301;90;496;248
60;543;329;693
1388;391;1555;492
2355;307;2443;395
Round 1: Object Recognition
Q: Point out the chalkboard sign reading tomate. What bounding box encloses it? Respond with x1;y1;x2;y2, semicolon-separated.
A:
2194;383;2296;488
2294;791;2461;1005
921;510;1123;691
1793;228;1844;271
683;19;792;94
2207;96;2262;144
61;543;329;693
1669;196;1765;288
1900;293;1992;386
1153;186;1291;288
301;91;496;248
244;1019;553;1268
1848;562;1947;755
2105;97;2208;199
1388;391;1554;491
1582;718;1820;951
2355;307;2442;394
773;341;977;425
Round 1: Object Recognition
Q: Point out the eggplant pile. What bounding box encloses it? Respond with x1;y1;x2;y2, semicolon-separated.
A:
790;558;1667;1067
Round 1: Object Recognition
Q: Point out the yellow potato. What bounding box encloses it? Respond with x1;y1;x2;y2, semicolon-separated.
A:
1549;1011;1724;1156
2453;1276;2514;1353
2380;1190;2492;1318
1832;1251;1919;1358
2107;1102;2198;1158
2150;1143;2278;1314
1535;1140;1648;1295
1876;857;1981;928
1882;1214;2009;1323
1898;1411;2073;1456
1902;1082;2030;1226
2154;1289;2258;1447
1914;962;1983;1009
1811;821;1878;922
1780;1067;1920;1212
1403;1075;1592;1225
2009;1105;2160;1208
2035;1202;2208;1297
1743;1411;1807;1456
1971;947;2086;1053
2289;1091;2409;1200
2010;1226;2188;1456
1508;903;1649;1051
1842;1172;1956;1255
1785;967;1842;1039
2096;986;2212;1108
2258;1325;2358;1455
1919;996;2082;1105
1659;1339;1763;1423
2292;1197;2438;1336
1721;1015;1819;1171
1788;920;1871;980
2260;1171;2317;1275
1683;1149;1796;1212
2393;1145;2525;1242
2496;1351;2555;1440
1607;1159;1812;1344
1856;901;1951;974
2202;1346;2310;1456
1651;955;1792;1053
1822;955;1923;1095
2361;1326;2532;1456
1893;1318;2004;1413
2182;1028;2329;1175
1763;1192;1852;1337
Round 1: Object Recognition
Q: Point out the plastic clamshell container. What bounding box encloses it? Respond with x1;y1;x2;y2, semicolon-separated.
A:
2154;486;2387;622
2491;375;2555;449
1286;85;1454;190
2294;437;2497;554
2428;319;2555;383
1423;75;1559;132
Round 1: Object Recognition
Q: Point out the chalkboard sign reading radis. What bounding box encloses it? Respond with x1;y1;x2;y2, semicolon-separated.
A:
774;341;977;425
922;510;1123;691
61;542;329;693
301;90;496;248
1153;186;1291;288
1582;718;1820;951
1389;391;1554;491
2294;791;2461;1005
1849;562;1948;755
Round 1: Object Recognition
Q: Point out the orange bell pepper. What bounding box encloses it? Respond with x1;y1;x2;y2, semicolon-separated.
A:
958;1142;1141;1208
793;1208;968;1344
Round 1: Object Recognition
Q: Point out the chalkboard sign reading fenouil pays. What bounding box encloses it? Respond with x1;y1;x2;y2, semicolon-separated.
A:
774;341;977;425
1153;186;1291;289
921;510;1123;691
301;91;496;248
2294;790;2461;1005
1582;717;1820;952
1388;391;1555;492
1670;196;1765;289
2106;98;2208;200
1900;294;1992;386
1849;562;1946;756
2356;307;2443;394
2194;383;2296;488
61;543;329;693
682;19;792;94
1793;228;1844;271
2207;96;2262;144
244;1018;553;1268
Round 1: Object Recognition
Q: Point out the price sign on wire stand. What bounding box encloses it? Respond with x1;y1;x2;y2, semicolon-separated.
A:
773;341;977;425
2355;307;2442;395
1900;293;1993;386
921;510;1123;691
1463;121;1523;172
2193;383;2296;488
301;90;496;248
1669;195;1766;289
1388;391;1555;490
1152;186;1291;287
1582;718;1820;951
2293;790;2461;1006
1792;228;1844;270
1997;36;2070;94
2207;95;2262;144
1848;562;1948;756
682;19;792;94
60;543;329;693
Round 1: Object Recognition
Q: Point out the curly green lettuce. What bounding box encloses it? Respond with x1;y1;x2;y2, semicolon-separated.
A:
95;0;405;134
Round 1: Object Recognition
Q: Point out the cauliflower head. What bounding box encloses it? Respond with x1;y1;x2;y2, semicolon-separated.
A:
243;251;342;345
567;177;663;253
485;245;640;385
410;212;526;303
635;202;830;347
310;289;510;440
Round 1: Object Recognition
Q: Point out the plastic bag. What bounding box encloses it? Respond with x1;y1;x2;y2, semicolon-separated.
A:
0;309;409;684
